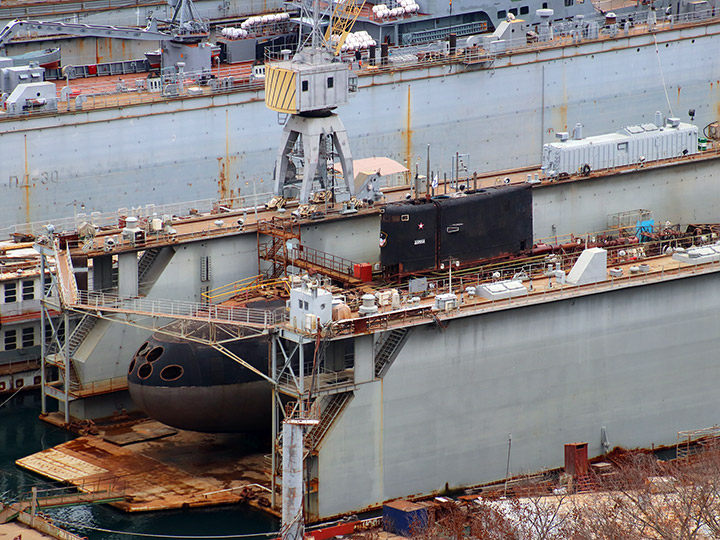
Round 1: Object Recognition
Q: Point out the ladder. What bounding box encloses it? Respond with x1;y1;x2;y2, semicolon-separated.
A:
374;328;410;378
138;247;162;283
305;392;353;450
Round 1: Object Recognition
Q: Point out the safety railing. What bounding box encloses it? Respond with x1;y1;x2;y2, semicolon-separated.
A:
201;275;289;303
0;192;274;239
0;0;159;20
74;289;287;328
294;244;358;279
331;247;720;337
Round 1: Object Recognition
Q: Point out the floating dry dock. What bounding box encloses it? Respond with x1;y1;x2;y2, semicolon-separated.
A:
21;239;720;518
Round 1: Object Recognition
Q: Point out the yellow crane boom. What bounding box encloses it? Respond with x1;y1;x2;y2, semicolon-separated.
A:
324;0;366;55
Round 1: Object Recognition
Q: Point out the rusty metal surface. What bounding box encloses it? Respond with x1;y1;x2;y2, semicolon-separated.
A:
16;425;274;512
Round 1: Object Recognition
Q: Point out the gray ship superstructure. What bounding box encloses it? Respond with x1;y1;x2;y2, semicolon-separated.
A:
0;0;716;229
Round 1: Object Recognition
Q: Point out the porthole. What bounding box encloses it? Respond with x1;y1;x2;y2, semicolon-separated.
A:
135;342;150;357
146;347;164;363
138;363;153;379
160;365;184;381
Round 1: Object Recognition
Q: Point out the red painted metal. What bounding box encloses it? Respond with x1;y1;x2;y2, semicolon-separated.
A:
354;263;372;282
564;442;589;478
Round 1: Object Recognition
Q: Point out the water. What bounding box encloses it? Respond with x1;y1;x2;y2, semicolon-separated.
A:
0;391;279;539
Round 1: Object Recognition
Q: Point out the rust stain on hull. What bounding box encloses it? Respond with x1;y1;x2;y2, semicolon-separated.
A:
404;85;412;172
218;108;231;200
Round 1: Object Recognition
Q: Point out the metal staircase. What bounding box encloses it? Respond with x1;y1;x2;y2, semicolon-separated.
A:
47;313;97;357
66;313;97;357
305;392;353;450
138;247;162;283
374;328;410;378
45;313;97;398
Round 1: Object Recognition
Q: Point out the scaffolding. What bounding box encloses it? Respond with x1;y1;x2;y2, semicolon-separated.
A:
36;236;283;422
258;216;362;285
36;231;360;524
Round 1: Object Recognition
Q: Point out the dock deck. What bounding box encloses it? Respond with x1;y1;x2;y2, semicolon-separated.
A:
16;420;276;514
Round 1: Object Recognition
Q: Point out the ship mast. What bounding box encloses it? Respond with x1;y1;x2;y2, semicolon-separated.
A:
265;0;364;204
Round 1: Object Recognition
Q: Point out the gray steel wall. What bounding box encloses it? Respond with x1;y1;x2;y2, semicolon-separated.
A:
316;269;720;518
1;21;718;228
532;157;720;238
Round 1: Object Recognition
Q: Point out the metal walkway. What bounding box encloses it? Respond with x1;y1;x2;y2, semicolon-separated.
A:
258;217;363;286
52;239;284;332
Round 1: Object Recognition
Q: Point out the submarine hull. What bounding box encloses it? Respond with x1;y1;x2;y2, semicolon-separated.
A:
128;333;272;433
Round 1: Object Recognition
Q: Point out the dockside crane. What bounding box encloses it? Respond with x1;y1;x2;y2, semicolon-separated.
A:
265;0;365;204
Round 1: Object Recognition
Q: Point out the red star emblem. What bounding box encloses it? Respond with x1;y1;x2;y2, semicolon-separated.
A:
418;222;424;230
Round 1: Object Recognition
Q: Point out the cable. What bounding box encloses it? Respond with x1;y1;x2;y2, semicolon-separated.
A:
47;519;279;539
0;367;42;409
653;34;673;117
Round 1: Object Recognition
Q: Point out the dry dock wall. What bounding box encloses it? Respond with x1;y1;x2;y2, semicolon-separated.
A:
315;269;720;519
2;20;720;227
531;156;720;238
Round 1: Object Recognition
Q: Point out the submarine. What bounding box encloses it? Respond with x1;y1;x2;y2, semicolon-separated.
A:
128;186;536;433
127;297;286;433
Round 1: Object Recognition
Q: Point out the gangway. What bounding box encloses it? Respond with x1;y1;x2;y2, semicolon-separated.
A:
258;217;362;285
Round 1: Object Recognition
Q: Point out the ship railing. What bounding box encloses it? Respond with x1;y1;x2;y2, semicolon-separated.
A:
1;0;159;21
293;244;358;279
17;473;126;506
202;275;289;303
0;193;274;240
73;290;286;328
390;7;718;70
50;63;264;113
330;255;720;338
71;374;129;396
275;368;354;395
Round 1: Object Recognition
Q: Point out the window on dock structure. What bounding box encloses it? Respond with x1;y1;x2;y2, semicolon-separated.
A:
4;330;17;350
4;283;16;303
22;280;34;301
22;327;34;348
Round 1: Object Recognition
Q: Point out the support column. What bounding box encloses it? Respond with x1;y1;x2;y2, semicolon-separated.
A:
118;252;139;297
271;333;278;510
282;421;305;540
273;114;356;204
63;310;70;424
40;252;47;415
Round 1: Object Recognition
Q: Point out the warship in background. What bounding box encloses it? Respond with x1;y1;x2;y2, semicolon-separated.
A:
0;0;715;228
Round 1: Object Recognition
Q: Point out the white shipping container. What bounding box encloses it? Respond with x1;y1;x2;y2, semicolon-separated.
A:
542;120;699;176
